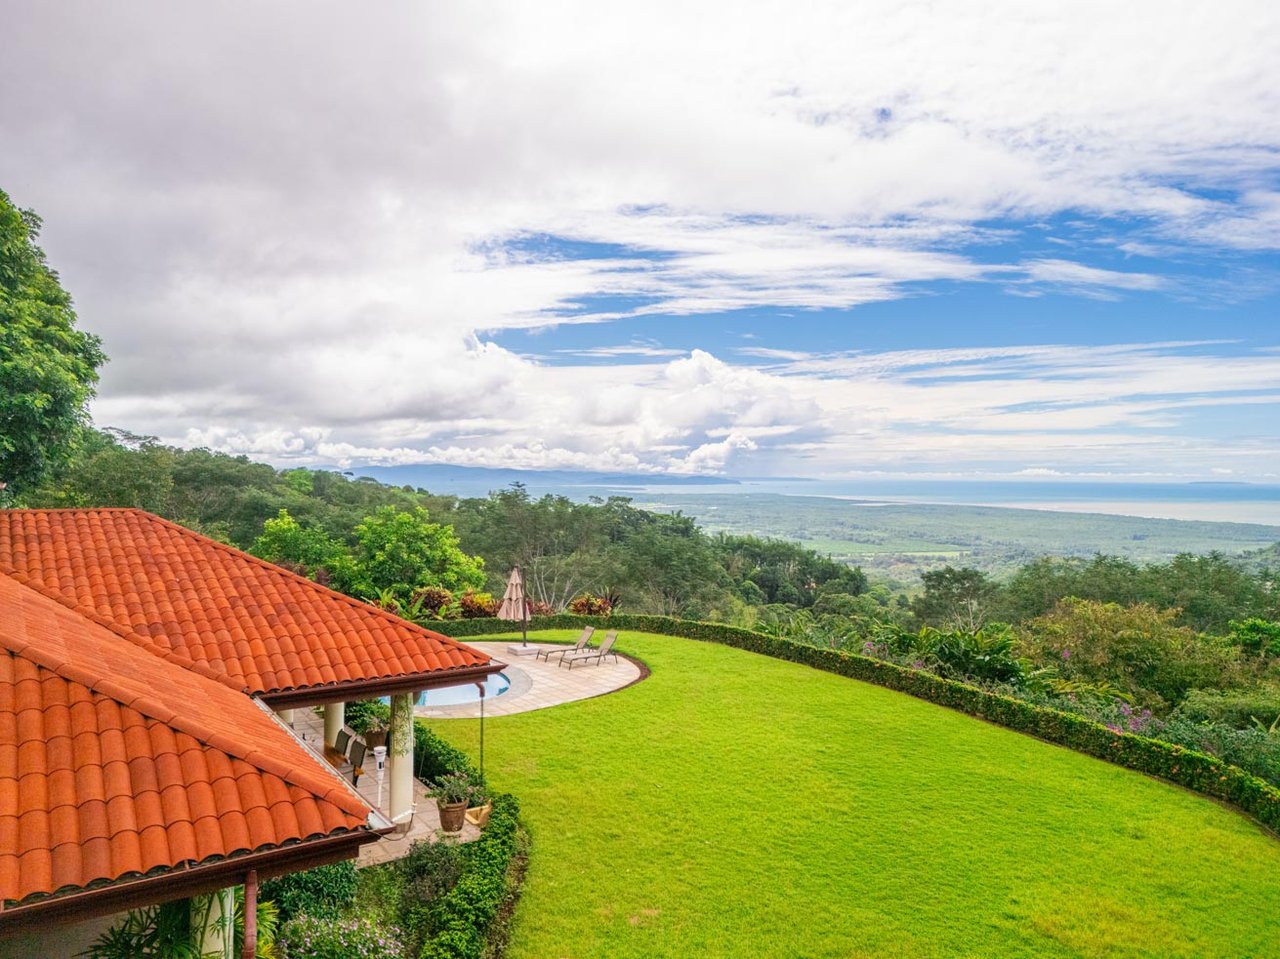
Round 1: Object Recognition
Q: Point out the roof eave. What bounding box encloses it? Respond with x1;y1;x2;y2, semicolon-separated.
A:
0;829;377;936
257;660;507;710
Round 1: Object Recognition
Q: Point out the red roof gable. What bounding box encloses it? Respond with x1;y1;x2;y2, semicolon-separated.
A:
0;574;372;907
0;509;495;699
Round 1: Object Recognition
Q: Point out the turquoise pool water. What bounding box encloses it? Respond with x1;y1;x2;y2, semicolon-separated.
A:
382;671;511;707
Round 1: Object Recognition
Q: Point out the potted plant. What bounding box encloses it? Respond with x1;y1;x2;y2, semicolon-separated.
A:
347;699;391;750
428;772;479;833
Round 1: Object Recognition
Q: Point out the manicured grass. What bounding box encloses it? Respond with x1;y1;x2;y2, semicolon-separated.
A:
434;631;1280;958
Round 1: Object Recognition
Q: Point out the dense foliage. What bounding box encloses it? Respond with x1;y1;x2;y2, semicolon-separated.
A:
260;861;359;922
0;190;105;498
24;433;873;620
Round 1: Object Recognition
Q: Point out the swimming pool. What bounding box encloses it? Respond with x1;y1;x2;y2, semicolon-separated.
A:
383;671;512;708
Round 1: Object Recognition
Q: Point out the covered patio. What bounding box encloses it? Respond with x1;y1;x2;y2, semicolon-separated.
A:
287;708;483;866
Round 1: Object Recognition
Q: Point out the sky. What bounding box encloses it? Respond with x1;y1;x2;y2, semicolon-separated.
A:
2;1;1278;482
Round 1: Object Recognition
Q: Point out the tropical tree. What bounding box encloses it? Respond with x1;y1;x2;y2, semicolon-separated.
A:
350;506;485;605
27;427;174;512
250;508;357;589
0;189;105;498
1017;598;1239;711
912;566;998;631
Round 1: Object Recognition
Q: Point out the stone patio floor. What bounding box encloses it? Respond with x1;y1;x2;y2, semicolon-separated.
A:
415;639;642;719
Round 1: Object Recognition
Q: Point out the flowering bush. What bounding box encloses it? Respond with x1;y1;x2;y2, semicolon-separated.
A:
278;915;403;958
568;593;613;615
411;585;455;619
458;590;499;618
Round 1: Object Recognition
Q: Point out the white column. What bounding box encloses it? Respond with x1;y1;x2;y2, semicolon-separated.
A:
195;890;233;959
323;702;345;747
388;692;415;823
277;708;295;726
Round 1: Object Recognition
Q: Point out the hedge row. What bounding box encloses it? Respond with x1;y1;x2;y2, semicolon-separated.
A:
414;721;481;785
445;614;1280;833
413;720;525;959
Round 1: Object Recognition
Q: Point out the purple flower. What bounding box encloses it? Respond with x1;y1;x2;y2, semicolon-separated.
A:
1061;648;1071;661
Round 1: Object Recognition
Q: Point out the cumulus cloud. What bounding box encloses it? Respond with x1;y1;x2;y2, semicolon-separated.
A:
0;2;1277;480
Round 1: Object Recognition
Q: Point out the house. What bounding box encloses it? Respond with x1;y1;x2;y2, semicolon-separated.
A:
0;509;503;956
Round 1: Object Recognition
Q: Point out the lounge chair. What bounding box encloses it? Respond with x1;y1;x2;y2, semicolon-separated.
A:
534;625;595;662
561;631;618;670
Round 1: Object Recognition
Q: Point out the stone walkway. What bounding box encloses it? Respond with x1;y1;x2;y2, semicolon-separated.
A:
415;639;643;718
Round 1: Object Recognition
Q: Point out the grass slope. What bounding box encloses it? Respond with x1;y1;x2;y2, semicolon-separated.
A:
434;631;1280;958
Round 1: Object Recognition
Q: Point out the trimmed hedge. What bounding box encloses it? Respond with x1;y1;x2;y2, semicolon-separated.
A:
414;721;481;785
419;794;522;959
413;719;525;959
445;614;1280;833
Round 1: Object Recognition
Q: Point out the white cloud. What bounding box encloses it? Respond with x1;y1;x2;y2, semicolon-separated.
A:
0;2;1277;480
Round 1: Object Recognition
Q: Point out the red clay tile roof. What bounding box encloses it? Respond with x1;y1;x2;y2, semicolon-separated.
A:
0;573;372;907
0;509;494;698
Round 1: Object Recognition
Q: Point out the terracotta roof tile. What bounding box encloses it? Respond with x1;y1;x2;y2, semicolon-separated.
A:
0;509;494;697
0;574;372;907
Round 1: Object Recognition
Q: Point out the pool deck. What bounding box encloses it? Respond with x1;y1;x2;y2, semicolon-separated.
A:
415;640;643;718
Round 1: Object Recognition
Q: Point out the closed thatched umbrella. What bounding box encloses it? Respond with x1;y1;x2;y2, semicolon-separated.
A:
497;565;530;646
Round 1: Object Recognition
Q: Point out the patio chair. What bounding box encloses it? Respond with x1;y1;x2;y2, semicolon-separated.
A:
324;728;352;769
561;631;618;670
349;739;367;786
534;625;596;662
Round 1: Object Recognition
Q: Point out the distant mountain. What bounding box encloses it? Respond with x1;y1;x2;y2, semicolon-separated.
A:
342;463;738;497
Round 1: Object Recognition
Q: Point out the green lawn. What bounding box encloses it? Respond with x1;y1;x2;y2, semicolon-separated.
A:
433;631;1280;958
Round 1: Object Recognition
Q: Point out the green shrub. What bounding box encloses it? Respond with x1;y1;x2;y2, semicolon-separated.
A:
277;914;403;958
1177;687;1280;729
414;721;482;785
397;838;468;956
1156;718;1280;783
1017;599;1237;711
406;719;524;959
419;794;522;959
441;615;1280;832
346;698;392;737
1230;618;1280;658
261;861;359;922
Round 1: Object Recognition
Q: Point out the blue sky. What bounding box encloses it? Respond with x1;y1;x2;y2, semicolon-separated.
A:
2;2;1278;482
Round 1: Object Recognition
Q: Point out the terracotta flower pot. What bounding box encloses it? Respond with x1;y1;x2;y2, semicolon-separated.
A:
438;799;468;832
